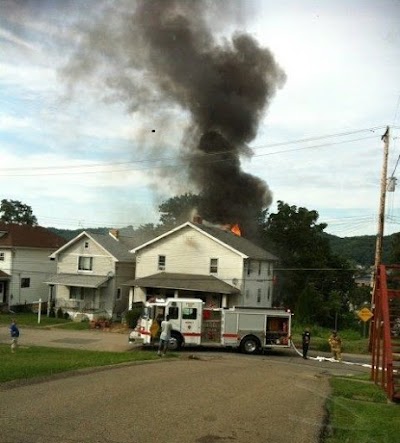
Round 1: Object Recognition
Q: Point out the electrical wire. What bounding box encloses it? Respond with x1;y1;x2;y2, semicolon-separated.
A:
0;126;383;176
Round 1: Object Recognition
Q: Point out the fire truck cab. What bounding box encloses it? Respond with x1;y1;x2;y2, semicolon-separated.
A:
129;298;292;354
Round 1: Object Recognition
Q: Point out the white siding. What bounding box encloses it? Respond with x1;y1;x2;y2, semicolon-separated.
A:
0;248;12;271
136;226;243;286
9;248;58;305
57;237;115;275
242;259;274;307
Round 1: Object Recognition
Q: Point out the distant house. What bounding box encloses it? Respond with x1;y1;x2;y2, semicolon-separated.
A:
126;220;278;308
0;223;66;310
46;229;138;320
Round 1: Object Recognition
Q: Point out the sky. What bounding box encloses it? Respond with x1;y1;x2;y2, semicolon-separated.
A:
1;0;400;238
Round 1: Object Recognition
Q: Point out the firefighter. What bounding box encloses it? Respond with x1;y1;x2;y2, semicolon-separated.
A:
328;330;342;362
301;328;311;359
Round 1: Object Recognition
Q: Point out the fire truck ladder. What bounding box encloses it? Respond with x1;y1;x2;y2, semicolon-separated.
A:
370;264;400;402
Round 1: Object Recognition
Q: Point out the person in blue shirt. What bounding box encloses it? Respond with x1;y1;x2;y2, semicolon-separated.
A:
10;319;20;353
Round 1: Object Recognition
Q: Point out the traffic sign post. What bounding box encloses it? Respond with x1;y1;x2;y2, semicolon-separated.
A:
358;307;373;338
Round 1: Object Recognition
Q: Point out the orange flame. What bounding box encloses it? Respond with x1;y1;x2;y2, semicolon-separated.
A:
231;224;241;236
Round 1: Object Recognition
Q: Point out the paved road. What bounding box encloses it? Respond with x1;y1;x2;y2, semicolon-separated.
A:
0;326;371;443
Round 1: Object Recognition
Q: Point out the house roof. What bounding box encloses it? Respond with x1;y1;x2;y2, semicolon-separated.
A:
0;223;66;249
192;222;278;261
50;231;137;262
88;232;136;262
131;221;277;261
123;272;240;295
0;270;10;280
45;273;111;288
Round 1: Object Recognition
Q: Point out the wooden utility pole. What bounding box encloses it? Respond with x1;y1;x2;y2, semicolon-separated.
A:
369;126;390;350
373;126;390;276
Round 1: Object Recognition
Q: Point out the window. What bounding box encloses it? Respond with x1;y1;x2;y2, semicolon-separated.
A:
84;241;89;249
116;288;121;300
210;258;218;273
247;260;251;275
258;261;262;275
70;287;84;300
0;251;4;261
168;306;179;319
78;256;93;271
158;255;166;271
257;288;261;303
21;278;30;288
183;308;197;320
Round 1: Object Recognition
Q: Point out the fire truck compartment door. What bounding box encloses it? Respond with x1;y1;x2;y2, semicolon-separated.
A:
180;302;202;345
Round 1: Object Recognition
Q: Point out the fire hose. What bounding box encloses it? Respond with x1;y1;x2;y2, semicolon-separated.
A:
289;340;376;369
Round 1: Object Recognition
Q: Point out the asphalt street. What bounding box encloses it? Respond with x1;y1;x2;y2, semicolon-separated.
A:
0;326;372;443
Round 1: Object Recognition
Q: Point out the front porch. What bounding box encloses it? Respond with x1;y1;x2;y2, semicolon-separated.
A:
124;271;240;309
45;273;112;320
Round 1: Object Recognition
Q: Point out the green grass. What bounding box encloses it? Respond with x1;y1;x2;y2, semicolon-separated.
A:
291;323;370;354
0;312;72;327
0;344;163;383
0;313;111;330
325;376;400;442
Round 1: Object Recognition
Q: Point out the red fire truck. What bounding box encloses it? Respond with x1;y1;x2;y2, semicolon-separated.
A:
129;298;292;354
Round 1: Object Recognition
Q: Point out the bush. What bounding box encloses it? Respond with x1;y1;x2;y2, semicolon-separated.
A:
125;307;142;328
56;307;63;319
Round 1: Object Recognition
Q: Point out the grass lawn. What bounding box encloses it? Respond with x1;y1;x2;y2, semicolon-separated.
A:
325;376;400;442
291;323;370;354
0;312;110;330
0;344;163;383
0;312;73;327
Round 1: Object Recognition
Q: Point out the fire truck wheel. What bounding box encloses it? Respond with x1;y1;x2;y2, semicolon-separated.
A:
240;336;260;354
169;332;183;351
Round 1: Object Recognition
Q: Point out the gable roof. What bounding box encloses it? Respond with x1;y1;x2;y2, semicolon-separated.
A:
0;223;66;249
131;221;277;261
193;222;277;261
50;230;136;262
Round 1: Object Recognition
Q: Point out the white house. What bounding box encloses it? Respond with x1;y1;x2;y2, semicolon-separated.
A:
46;229;137;319
126;220;278;308
0;223;66;310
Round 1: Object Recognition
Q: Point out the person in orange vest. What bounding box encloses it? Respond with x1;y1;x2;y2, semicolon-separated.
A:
328;330;342;362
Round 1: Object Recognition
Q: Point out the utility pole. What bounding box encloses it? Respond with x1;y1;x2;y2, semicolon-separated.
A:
373;126;390;278
369;126;390;350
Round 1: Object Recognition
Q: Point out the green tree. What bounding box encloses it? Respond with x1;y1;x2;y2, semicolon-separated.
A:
263;201;355;325
158;193;201;227
0;199;38;225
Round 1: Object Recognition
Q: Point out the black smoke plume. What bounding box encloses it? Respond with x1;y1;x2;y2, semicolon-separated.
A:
63;0;286;238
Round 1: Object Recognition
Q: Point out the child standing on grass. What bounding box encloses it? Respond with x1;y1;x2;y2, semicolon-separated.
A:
10;319;20;353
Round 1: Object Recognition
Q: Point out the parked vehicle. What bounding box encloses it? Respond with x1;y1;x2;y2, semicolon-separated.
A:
128;298;292;354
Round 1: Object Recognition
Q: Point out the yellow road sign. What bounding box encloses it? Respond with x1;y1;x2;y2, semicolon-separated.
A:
358;307;373;322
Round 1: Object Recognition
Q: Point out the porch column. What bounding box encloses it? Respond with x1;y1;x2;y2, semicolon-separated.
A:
128;287;134;309
222;294;228;308
47;285;54;317
174;289;179;298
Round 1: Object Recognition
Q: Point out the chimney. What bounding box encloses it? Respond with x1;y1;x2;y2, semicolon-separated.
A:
193;215;203;224
109;229;119;240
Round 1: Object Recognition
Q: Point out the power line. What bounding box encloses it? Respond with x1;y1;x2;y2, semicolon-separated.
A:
0;134;379;177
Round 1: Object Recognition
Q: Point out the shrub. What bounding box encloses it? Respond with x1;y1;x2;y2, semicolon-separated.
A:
125;307;142;328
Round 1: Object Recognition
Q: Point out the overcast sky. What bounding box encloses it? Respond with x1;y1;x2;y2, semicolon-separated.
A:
1;0;400;237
